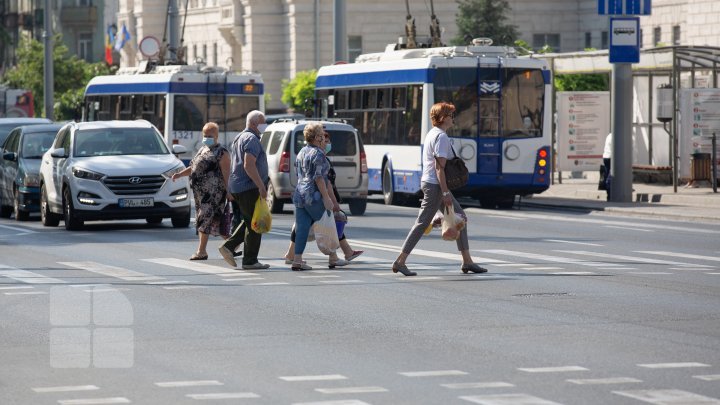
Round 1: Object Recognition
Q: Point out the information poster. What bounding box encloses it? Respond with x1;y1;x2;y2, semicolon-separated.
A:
679;89;720;178
556;92;610;172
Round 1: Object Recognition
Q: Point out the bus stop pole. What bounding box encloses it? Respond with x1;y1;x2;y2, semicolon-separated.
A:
610;63;633;202
713;132;718;193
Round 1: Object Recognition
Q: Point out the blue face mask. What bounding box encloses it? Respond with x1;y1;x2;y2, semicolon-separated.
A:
324;143;332;154
202;137;215;146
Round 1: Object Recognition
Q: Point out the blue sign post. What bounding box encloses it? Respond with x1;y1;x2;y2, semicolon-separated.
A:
609;17;640;63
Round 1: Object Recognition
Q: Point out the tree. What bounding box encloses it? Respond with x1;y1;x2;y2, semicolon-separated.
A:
281;70;316;112
453;0;519;46
1;35;114;120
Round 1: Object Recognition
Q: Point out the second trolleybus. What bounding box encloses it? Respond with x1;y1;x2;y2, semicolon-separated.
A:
315;39;552;208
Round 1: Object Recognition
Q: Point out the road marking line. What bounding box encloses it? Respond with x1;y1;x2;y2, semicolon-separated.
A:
398;276;442;281
58;398;131;405
554;250;713;268
604;225;653;232
459;393;562;404
519;267;563;271
694;375;720;381
249;282;290;286
0;285;34;290
441;382;514;389
550;272;596;275
279;375;348;382
598;267;637;270
224;277;265;282
493;263;532;267
319;280;363;284
0;224;35;233
567;377;642;385
708;273;720;275
627;272;673;275
315;386;388;394
32;385;100;393
142;258;259;277
544;239;603;247
83;288;130;293
349;240;508;264
0;269;66;284
292;400;371;405
185;392;260;400
613;389;720;404
298;275;341;279
518;366;588;373
4;291;48;295
637;251;720;263
399;370;468;377
638;362;711;368
60;261;163;281
481;250;612;269
155;380;223;387
163;286;207;290
668;267;715;271
372;272;396;276
145;280;190;285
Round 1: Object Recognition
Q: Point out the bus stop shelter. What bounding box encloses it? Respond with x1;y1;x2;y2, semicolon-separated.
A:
539;46;720;191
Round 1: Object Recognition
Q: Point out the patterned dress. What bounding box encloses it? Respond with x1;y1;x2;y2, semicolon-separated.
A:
189;144;229;236
292;144;330;208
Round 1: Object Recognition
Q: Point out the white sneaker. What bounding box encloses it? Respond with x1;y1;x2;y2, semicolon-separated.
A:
218;246;237;267
329;258;348;268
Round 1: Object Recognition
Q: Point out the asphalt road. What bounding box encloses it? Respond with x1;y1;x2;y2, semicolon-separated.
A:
1;198;719;405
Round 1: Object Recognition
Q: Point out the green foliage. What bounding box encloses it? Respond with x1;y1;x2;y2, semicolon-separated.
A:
281;70;316;112
555;74;610;92
513;39;553;55
452;0;519;46
2;35;114;120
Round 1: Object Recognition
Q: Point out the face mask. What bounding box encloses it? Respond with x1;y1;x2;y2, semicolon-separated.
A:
324;143;332;154
257;123;268;133
202;137;216;146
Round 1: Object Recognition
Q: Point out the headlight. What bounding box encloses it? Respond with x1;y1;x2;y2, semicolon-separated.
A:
162;163;186;179
72;167;105;181
23;173;40;187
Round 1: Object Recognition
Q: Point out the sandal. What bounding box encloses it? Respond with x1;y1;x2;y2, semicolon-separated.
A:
345;250;364;262
190;253;208;260
461;263;488;274
291;262;312;271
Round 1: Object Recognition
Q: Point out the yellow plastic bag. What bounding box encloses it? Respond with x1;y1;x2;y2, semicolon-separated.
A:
251;197;272;233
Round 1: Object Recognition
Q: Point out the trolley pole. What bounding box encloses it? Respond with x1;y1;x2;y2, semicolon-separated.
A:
333;0;347;62
43;0;54;119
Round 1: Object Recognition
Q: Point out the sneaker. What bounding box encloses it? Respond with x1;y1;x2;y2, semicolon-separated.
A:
345;250;364;261
218;246;237;267
242;262;270;270
329;258;348;269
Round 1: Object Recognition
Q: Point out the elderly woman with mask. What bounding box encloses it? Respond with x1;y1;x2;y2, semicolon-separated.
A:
172;122;232;260
289;122;335;271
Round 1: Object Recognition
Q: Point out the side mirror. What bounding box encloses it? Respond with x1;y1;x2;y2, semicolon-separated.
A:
50;148;66;158
172;144;188;155
3;152;17;162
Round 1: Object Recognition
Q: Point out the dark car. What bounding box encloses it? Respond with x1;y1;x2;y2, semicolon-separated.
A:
0;117;52;146
0;124;62;220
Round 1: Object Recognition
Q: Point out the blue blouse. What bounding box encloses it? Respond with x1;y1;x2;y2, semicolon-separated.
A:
292;144;330;208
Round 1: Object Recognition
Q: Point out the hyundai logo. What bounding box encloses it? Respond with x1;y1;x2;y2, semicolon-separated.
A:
128;177;143;184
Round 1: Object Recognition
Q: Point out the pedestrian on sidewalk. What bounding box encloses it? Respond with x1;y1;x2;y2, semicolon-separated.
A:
218;110;271;270
171;122;233;260
391;102;487;276
603;133;612;200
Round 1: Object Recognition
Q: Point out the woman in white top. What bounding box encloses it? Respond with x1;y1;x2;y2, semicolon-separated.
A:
391;102;487;276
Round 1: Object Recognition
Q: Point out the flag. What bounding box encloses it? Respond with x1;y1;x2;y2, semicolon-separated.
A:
115;23;131;52
105;25;116;64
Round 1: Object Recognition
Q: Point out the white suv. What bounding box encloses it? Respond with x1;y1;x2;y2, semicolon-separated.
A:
260;119;368;215
39;120;191;230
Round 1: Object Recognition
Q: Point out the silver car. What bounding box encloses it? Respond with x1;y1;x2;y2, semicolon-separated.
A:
260;119;368;215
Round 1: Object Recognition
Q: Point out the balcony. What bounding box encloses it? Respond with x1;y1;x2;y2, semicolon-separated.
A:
60;6;97;26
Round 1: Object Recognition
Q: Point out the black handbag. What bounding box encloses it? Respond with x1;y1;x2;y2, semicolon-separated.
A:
444;145;468;191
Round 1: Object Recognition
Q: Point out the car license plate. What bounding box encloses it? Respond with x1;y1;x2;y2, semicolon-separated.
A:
119;198;154;208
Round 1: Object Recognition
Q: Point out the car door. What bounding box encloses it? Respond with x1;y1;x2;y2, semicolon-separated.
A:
326;129;360;190
0;129;21;205
43;127;70;206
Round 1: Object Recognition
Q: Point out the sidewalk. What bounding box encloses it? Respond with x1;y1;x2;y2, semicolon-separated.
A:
520;173;720;223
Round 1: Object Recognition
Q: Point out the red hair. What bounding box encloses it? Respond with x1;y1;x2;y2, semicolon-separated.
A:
430;102;456;127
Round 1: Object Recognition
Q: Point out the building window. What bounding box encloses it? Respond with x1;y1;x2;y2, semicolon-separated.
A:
532;34;560;52
601;31;608;49
585;32;592;49
653;26;661;46
672;25;680;45
347;35;362;63
78;32;93;62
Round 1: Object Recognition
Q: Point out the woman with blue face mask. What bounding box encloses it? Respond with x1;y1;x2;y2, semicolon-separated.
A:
171;122;235;260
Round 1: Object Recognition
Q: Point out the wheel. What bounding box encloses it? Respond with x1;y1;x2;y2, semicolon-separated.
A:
348;198;367;216
13;188;29;221
478;196;497;209
496;195;516;209
41;184;60;227
382;163;399;205
146;217;163;225
267;182;283;214
0;203;11;218
63;187;84;230
171;210;191;228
